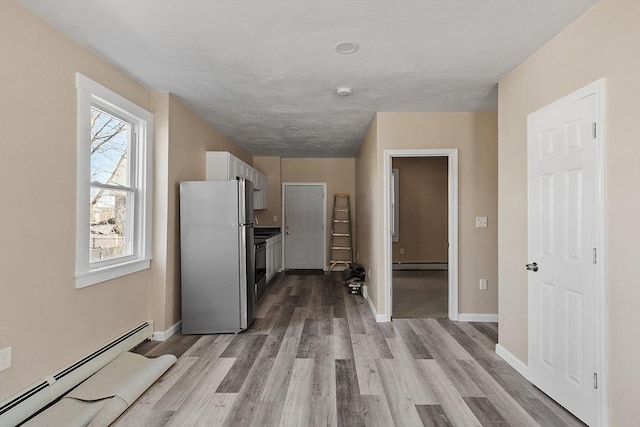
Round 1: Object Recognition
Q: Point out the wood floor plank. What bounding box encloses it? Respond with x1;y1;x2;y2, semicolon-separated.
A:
250;401;285;427
394;320;433;359
335;359;366;427
279;358;315;426
309;396;338;427
221;357;275;426
457;359;539;426
143;333;201;358
216;335;267;393
385;334;439;404
463;397;509;426
360;395;395;427
376;358;425;426
351;334;385;395
469;322;499;344
121;273;585;427
311;335;336;398
417;359;482;427
409;319;485;398
415;404;454;427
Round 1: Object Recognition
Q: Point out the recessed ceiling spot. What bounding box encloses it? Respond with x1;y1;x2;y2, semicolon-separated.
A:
335;41;359;54
336;87;352;97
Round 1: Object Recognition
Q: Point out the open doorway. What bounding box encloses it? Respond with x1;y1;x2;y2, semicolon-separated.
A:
383;149;459;321
391;156;449;318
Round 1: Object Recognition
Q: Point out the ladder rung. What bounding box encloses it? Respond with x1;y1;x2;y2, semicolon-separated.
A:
331;246;351;250
332;233;350;237
330;260;351;264
334;208;349;212
333;220;349;223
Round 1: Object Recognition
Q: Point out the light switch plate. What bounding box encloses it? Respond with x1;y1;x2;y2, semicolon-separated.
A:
476;216;488;228
273;215;278;222
479;279;488;290
0;346;12;371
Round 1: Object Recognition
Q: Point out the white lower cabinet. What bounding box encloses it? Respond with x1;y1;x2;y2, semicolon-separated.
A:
266;234;282;283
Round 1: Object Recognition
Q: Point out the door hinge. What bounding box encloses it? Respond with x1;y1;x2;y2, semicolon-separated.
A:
592;122;597;139
593;248;597;264
594;373;598;389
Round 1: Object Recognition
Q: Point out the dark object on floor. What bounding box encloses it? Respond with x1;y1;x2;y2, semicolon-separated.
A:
285;269;325;276
347;279;363;295
344;263;366;281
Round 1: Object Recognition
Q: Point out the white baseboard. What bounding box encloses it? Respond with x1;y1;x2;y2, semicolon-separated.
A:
457;313;499;322
495;344;530;380
363;289;391;322
152;320;182;341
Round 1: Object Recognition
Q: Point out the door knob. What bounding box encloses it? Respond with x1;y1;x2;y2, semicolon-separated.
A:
525;262;539;272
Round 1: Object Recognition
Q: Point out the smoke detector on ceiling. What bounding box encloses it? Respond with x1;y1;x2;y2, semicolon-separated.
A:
335;41;359;54
336;87;352;97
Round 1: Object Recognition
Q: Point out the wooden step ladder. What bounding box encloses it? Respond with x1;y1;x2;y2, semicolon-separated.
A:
329;193;353;272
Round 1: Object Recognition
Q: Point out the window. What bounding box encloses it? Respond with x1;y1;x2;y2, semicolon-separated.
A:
75;74;153;288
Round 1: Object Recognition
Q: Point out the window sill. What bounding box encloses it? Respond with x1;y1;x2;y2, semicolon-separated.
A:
76;258;151;288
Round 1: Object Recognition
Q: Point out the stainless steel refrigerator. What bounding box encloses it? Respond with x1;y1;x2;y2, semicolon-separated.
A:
179;179;255;334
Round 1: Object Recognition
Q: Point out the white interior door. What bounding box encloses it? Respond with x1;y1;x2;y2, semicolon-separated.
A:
527;84;603;426
284;184;325;269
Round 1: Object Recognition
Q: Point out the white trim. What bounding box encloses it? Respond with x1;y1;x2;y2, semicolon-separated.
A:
457;313;499;322
526;78;607;426
152;321;182;342
75;73;153;288
363;287;391;322
495;344;530;380
383;149;459;321
281;183;327;270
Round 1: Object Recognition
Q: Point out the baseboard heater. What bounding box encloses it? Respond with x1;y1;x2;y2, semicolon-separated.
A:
0;321;154;427
393;262;448;271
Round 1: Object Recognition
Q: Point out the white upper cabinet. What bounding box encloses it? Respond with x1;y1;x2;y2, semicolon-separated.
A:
205;151;267;209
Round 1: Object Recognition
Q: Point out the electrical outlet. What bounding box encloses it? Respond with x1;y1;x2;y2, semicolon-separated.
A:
0;347;12;371
368;268;371;278
479;279;488;290
357;252;360;261
475;216;488;228
273;215;278;222
399;248;405;255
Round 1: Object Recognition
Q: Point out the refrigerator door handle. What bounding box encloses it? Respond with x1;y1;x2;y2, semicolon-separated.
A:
238;224;248;329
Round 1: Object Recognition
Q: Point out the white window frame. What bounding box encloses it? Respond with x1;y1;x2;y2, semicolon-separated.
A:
75;73;153;288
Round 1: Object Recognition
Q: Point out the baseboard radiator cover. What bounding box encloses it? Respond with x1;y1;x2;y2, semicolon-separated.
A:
0;321;154;427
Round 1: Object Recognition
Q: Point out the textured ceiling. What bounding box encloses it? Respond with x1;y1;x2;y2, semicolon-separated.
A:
19;0;596;157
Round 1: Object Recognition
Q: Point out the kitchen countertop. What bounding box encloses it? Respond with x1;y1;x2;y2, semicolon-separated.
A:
254;227;281;244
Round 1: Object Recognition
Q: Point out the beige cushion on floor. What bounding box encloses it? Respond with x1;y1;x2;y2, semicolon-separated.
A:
24;352;176;427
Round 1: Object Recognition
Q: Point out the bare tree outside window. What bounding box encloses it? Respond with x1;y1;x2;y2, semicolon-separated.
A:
89;107;132;262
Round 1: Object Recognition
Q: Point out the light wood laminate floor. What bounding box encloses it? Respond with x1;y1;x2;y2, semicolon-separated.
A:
115;273;584;427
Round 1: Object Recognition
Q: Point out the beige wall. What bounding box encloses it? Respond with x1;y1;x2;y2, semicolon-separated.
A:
150;94;252;332
0;1;251;399
355;118;379;303
253;157;282;226
0;1;152;399
356;112;498;317
498;1;640;424
281;158;357;268
391;157;448;263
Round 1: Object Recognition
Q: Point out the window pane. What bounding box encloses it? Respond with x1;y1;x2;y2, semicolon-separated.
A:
90;107;130;186
90;187;131;262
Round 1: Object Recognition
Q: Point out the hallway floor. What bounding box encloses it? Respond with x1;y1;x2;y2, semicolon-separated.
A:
116;273;584;426
392;270;448;318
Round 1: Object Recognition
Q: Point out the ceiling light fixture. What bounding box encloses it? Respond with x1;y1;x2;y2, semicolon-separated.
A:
336;87;352;97
335;41;359;54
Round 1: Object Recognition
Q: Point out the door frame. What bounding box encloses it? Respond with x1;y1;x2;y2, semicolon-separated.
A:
383;149;459;320
281;182;327;270
526;78;607;426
